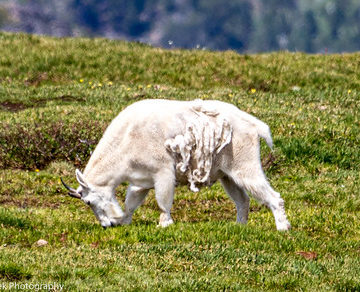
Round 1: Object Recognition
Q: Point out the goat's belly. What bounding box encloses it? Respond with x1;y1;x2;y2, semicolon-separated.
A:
127;170;154;189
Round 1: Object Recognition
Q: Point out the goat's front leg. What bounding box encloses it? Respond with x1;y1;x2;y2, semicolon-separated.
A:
154;171;175;227
121;185;149;225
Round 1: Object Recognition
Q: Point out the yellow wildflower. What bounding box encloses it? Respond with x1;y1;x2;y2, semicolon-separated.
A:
250;88;256;94
79;79;84;83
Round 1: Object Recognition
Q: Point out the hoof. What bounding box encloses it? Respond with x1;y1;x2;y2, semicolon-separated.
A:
276;221;291;231
157;219;174;228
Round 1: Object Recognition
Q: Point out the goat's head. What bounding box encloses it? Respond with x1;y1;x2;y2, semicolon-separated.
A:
61;169;125;228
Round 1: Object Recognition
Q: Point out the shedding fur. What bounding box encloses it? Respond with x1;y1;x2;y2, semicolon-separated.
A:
165;100;232;191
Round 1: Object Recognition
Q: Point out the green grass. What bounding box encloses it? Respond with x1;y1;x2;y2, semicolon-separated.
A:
0;32;359;291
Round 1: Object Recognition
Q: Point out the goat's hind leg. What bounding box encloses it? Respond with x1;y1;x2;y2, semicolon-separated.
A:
231;174;291;231
261;185;291;231
220;176;250;224
249;178;290;231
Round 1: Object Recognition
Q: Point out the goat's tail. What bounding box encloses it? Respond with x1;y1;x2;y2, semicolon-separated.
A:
255;120;273;150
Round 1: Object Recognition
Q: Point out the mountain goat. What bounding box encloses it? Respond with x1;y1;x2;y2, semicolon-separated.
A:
61;99;291;231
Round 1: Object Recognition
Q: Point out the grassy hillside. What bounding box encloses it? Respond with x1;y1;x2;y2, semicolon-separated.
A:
0;32;359;291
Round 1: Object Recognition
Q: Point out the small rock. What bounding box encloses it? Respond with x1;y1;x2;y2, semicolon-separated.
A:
296;251;317;260
35;239;48;247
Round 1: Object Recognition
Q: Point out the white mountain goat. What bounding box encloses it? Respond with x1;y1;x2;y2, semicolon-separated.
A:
61;99;291;231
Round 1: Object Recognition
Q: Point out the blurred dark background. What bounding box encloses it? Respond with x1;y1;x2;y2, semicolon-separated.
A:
1;0;360;53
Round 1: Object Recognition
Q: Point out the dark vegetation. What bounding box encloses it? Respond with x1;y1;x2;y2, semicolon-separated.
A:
0;120;104;169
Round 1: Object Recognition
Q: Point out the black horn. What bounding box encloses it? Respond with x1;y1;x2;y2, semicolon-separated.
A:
60;177;81;199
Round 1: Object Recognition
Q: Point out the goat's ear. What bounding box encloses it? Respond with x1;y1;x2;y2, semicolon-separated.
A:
76;169;89;190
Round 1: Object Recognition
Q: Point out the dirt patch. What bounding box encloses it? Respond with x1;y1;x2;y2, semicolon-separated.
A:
0;101;28;112
0;196;61;209
36;94;85;104
261;152;280;171
24;72;50;86
172;198;236;222
0;95;84;112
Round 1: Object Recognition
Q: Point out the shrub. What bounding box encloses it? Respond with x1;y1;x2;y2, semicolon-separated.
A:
0;120;106;170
